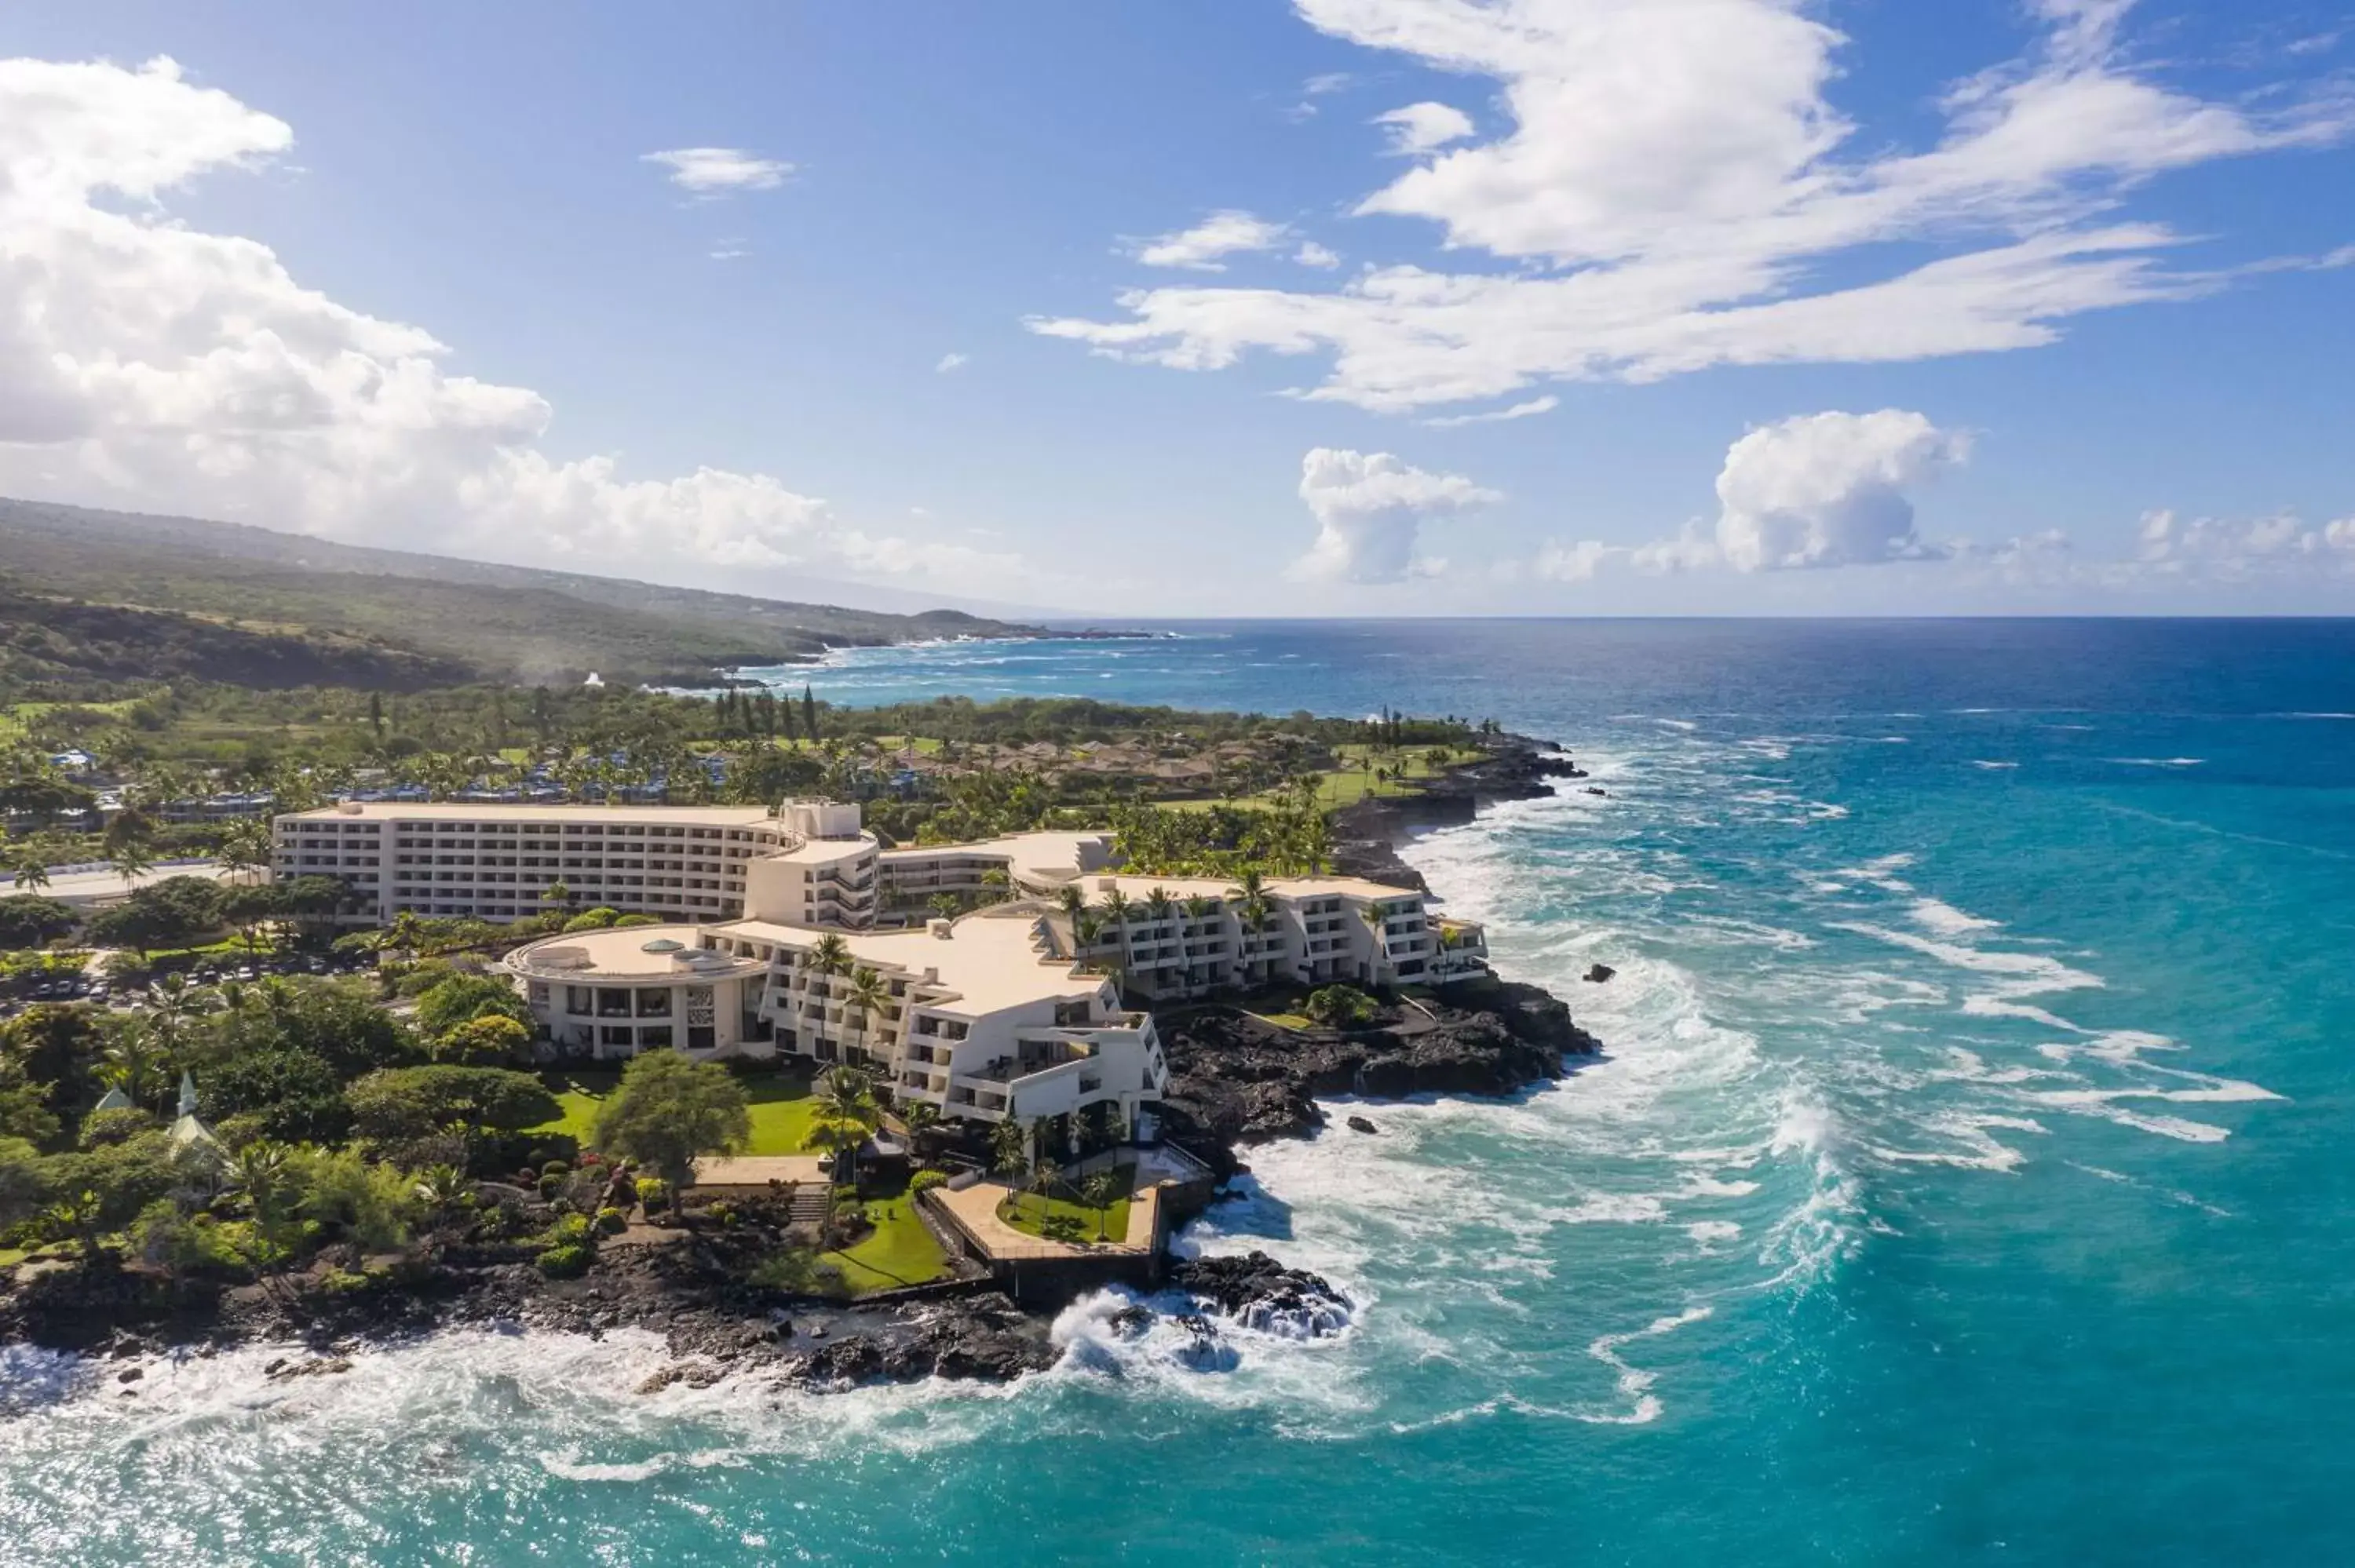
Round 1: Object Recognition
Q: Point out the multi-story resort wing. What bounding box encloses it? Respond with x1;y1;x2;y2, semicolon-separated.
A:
276;797;1487;1136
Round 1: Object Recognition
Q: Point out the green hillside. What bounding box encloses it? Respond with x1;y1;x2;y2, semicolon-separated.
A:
0;498;1032;689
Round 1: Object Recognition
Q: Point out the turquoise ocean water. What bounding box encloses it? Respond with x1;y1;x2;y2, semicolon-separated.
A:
5;619;2352;1565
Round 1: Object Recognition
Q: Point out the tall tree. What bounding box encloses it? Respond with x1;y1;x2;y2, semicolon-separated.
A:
590;1052;750;1197
801;684;819;743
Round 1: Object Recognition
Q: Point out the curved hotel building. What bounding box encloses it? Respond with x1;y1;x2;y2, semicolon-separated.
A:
276;797;1486;1133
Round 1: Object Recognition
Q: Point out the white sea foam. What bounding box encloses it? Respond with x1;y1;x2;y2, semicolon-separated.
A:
1685;1221;1743;1245
2103;757;2205;768
1970;759;2020;770
1577;1306;1713;1424
1909;898;2002;937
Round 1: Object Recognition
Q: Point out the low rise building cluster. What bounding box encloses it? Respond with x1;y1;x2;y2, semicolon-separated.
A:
273;797;1487;1135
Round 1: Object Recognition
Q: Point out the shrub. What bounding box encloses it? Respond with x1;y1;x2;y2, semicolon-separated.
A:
319;1267;376;1295
594;1205;626;1234
78;1106;156;1149
414;973;533;1037
535;1243;591;1278
536;1172;564;1202
633;1176;671;1211
541;1160;571;1177
394;960;461;999
907;1169;948;1197
547;1212;593;1245
611;913;662;928
749;1248;848;1298
1303;983;1378;1028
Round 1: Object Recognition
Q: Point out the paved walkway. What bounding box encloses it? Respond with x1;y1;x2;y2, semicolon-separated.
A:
692;1154;827;1187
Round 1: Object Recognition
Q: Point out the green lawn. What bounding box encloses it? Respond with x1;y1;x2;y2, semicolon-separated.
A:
823;1194;949;1293
999;1185;1134;1245
537;1065;820;1154
1159;742;1486;813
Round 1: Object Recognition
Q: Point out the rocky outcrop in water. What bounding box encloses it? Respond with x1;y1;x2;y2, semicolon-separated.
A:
1169;1252;1351;1338
783;1293;1052;1387
1152;979;1601;1174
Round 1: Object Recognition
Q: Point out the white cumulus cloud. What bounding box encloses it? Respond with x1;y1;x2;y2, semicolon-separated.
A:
1711;410;1968;571
935;352;969;373
1291;447;1499;583
1134;210;1294;271
1031;0;2353;413
1374;101;1476;156
641;145;794;195
0;57;1020;593
1294;240;1342;268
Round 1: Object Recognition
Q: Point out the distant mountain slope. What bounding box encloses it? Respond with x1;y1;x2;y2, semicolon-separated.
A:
0;578;476;692
0;498;1034;687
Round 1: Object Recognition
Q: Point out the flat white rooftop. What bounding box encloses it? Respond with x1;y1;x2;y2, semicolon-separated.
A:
713;906;1106;1017
1082;871;1426;903
281;803;781;826
506;924;766;984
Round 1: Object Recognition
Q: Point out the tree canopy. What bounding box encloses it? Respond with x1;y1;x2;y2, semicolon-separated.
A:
590;1051;750;1191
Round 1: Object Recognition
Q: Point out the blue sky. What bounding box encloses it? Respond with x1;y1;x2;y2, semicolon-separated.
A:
2;1;2351;615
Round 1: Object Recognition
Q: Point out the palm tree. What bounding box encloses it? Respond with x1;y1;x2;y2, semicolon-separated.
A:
819;1064;878;1125
109;833;157;886
1080;1170;1126;1242
411;1165;475;1247
9;844;52;892
1235;892;1273;986
1099;888;1132;958
842;967;891;1069
1357;900;1389;983
216;817;272;884
99;1027;162;1112
897;1098;940;1154
988;1117;1028;1188
144;972;210;1056
1180;895;1217;990
808;932;852;980
226;1141;301;1275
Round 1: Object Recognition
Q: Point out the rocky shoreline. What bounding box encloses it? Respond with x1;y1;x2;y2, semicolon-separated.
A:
1154;978;1601;1173
1330;732;1587;890
2;733;1597;1394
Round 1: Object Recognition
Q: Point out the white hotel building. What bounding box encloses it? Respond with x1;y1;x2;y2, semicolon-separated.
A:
276;797;1485;1132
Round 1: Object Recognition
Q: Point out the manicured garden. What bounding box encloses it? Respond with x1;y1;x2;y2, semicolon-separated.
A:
536;1065;821;1154
821;1192;950;1293
998;1181;1134;1245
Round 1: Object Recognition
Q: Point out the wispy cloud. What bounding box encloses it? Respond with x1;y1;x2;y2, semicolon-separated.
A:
1422;394;1557;428
1133;210;1293;271
1035;1;2355;414
642;146;794;196
935;352;969;374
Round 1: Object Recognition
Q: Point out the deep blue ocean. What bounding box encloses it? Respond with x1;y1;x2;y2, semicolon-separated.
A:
7;619;2353;1566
